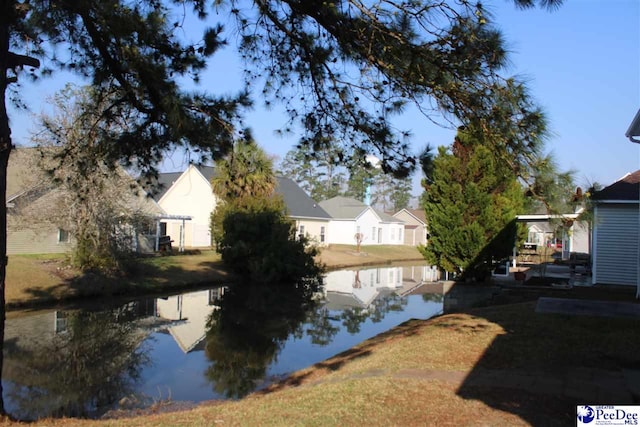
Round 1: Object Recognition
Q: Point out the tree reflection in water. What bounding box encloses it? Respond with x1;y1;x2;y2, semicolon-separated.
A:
339;293;408;334
204;276;412;398
4;306;150;420
204;278;321;399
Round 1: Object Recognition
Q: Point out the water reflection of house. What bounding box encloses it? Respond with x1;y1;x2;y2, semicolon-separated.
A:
323;267;404;308
399;265;440;295
155;288;224;353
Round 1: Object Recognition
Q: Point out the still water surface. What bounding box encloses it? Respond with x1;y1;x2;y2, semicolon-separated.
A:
3;264;445;420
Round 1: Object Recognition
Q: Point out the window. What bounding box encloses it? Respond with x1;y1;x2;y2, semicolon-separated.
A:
356;226;360;234
58;228;70;243
399;228;403;242
372;227;376;240
320;226;325;243
299;225;305;240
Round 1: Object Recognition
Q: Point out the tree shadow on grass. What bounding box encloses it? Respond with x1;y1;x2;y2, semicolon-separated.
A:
449;285;640;426
257;318;425;395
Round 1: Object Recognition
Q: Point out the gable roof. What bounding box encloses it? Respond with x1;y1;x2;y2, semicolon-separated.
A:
151;167;332;220
319;196;369;220
593;170;640;202
150;165;215;201
393;208;426;225
7;147;163;215
7;148;44;201
275;176;331;220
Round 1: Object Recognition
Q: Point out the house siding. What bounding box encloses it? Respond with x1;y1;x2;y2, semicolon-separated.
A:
593;204;639;286
294;218;331;245
357;210;383;245
381;222;405;245
327;220;361;245
570;221;590;254
159;166;216;248
7;225;72;255
393;210;427;246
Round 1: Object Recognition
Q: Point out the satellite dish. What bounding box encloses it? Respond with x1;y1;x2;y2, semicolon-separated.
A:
365;154;381;169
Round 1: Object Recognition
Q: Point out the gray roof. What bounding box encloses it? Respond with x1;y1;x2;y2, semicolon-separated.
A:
150;168;331;219
318;196;369;220
593;170;640;202
275;176;331;220
323;292;367;310
195;165;215;181
151;172;182;201
376;209;403;223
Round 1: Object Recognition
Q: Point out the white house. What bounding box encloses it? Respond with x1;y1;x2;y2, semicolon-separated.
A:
393;208;428;246
276;177;332;245
591;171;640;293
155;165;216;248
152;166;331;248
521;217;590;255
318;196;405;245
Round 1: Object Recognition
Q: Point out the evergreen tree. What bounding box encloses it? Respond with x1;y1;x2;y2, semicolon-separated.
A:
345;162;378;203
277;143;345;201
372;173;413;212
420;129;526;279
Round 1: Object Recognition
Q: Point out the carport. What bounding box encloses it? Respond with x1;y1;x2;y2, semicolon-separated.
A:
154;214;193;252
513;213;581;269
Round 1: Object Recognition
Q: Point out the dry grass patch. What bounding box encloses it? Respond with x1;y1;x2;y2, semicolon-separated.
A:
317;245;423;270
5;251;229;308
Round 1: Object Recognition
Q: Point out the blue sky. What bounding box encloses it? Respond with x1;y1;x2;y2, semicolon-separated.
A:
8;0;640;196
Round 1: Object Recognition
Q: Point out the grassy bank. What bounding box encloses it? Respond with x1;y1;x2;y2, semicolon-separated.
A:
316;244;424;270
5;245;424;309
5;251;231;309
6;292;638;426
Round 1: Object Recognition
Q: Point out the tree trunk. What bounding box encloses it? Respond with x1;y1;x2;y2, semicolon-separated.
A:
0;4;9;414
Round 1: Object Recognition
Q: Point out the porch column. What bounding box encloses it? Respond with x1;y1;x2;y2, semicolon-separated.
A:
179;219;185;252
155;220;161;252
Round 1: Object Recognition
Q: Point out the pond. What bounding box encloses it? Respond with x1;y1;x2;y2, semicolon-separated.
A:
3;264;446;420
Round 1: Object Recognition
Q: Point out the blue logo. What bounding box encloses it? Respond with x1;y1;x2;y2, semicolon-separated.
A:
578;406;595;424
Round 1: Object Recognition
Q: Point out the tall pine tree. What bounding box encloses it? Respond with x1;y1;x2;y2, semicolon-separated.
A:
421;129;526;279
